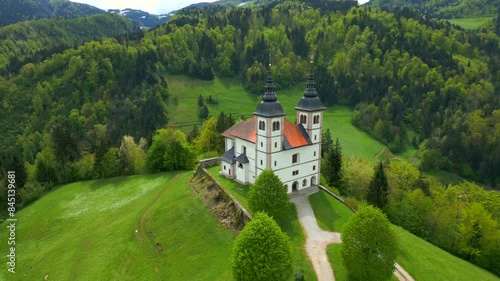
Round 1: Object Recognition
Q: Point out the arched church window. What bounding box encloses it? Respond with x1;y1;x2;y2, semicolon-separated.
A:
300;115;307;124
313;115;319;124
272;121;280;131
302;179;307;187
259;120;265;130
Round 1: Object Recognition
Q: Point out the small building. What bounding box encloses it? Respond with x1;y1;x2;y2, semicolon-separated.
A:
220;72;325;193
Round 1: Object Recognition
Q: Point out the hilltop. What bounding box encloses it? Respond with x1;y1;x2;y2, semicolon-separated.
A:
0;0;104;27
367;0;498;19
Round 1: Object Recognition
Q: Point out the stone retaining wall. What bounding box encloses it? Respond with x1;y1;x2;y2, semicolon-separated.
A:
318;185;357;213
197;157;253;223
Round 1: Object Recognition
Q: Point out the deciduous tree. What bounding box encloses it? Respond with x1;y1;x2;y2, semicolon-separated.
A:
341;205;398;281
232;212;293;281
248;170;290;222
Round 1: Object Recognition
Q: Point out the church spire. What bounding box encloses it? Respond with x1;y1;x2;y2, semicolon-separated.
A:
295;55;326;112
253;58;286;117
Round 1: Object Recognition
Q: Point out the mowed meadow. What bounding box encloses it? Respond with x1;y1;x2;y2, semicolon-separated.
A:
167;75;391;162
0;172;234;281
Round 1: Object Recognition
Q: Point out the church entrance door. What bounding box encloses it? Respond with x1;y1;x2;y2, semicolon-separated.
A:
292;181;299;192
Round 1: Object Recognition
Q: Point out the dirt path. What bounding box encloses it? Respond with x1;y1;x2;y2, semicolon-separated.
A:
291;193;414;281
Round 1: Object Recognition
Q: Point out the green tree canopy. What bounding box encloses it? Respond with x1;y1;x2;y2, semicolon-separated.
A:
232;212;293;281
147;128;195;172
341;205;398;281
248;170;290;222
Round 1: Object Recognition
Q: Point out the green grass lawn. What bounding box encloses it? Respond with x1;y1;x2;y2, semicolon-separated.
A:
206;165;317;280
309;191;354;232
310;191;499;281
0;172;234;281
426;168;465;185
395;226;499;281
327;244;398;281
168;75;391;161
448;17;494;29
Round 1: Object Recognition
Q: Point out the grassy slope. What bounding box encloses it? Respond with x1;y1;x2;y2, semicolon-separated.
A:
448;17;494;29
167;75;388;161
206;165;317;280
0;172;234;281
309;191;499;281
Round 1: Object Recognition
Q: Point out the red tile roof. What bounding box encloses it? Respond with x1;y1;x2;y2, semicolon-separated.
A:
221;117;310;149
221;117;256;143
283;119;309;148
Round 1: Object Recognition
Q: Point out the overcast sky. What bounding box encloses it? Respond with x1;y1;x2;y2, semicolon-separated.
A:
71;0;370;15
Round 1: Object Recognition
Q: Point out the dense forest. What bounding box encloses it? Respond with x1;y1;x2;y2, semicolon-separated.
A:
367;0;499;19
0;13;138;75
0;0;104;27
0;0;499;275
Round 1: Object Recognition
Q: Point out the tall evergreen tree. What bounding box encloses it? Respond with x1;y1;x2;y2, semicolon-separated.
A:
321;128;333;157
331;138;344;192
187;125;200;143
197;95;205;108
367;162;389;209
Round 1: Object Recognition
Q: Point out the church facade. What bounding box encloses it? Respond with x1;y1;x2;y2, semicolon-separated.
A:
219;72;325;193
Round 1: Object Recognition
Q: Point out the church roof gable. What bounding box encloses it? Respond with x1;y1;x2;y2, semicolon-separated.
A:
283;119;311;149
221;116;256;143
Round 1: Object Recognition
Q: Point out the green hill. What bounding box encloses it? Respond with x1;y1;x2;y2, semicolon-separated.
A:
0;172;234;280
0;13;138;74
367;0;498;19
0;0;105;27
308;191;500;281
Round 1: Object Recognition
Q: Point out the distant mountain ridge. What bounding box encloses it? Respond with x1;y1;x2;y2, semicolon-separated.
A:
367;0;498;19
0;0;104;27
0;0;175;29
107;8;173;28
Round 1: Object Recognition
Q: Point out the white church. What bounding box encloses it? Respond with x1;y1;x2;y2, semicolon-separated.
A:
219;71;325;193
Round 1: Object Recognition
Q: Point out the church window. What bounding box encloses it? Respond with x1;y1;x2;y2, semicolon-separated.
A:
292;170;299;176
224;165;226;170
314;135;317;141
242;146;246;154
300;115;307;124
292;153;299;164
260;160;263;165
261;142;263;147
313;115;320;124
274;142;277;148
259;120;265;130
313;165;316;171
314;151;316;157
274;161;277;166
272;121;280;131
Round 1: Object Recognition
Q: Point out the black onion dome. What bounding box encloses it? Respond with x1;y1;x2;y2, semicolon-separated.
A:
254;74;286;117
295;72;326;112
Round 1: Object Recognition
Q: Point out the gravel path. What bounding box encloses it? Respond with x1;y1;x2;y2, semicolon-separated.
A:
291;192;414;281
291;195;340;281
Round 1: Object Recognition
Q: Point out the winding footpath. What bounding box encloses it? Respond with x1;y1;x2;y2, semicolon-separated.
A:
290;191;415;281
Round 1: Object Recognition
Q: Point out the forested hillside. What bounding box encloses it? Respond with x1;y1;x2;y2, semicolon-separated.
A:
367;0;499;19
0;0;499;274
0;0;105;27
0;14;138;75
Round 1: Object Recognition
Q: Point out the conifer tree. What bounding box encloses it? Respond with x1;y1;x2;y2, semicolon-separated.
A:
367;161;389;209
322;128;333;157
